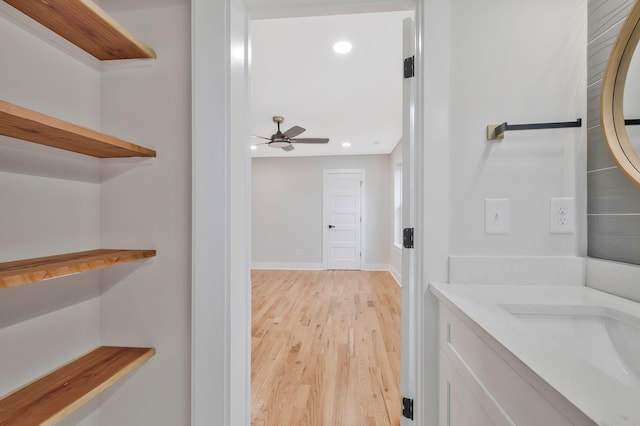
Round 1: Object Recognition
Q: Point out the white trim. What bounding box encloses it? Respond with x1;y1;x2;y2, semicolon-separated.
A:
361;173;367;268
228;0;251;423
364;263;391;270
416;0;449;424
449;256;587;286
389;264;402;287
247;1;415;20
251;263;404;280
251;262;324;270
363;263;402;286
366;264;401;285
251;263;403;287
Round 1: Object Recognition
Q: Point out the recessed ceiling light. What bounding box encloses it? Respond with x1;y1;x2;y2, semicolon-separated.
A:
250;145;257;150
333;41;352;54
342;142;351;148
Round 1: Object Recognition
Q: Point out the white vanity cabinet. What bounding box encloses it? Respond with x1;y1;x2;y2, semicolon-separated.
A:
437;303;595;426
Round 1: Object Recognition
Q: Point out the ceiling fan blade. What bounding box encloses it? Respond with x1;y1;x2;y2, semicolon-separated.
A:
252;135;271;140
290;138;329;144
281;144;295;152
282;126;305;139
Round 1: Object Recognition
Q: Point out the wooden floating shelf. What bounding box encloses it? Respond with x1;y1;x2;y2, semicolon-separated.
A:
0;346;155;425
3;0;156;60
0;100;156;158
0;249;156;288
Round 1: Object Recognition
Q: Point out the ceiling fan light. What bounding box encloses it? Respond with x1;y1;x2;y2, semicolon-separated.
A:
342;142;351;148
269;140;290;148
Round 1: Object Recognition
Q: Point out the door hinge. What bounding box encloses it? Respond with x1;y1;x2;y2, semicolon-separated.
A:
403;227;414;249
402;397;414;420
404;55;415;79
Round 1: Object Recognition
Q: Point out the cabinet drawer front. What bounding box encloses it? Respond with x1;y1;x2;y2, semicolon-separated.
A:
439;305;588;426
440;349;514;426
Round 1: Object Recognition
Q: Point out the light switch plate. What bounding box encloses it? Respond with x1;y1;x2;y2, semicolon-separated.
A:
485;198;509;234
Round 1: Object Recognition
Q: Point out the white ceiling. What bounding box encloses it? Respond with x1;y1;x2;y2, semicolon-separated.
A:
251;10;412;157
100;0;412;158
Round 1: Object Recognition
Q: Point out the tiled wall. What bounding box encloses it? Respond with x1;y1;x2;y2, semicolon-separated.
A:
587;0;640;264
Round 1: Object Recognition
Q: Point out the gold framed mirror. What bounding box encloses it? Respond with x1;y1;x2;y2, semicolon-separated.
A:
601;0;640;186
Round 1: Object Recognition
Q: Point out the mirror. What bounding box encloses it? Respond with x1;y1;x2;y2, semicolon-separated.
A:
601;0;640;185
625;28;640;155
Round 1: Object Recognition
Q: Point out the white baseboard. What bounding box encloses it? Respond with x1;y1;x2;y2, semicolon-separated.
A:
251;262;402;287
251;262;324;270
363;263;389;271
587;257;640;303
364;263;402;287
449;256;586;286
388;265;402;287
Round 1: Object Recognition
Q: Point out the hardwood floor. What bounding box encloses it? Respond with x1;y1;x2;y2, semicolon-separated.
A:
251;269;401;426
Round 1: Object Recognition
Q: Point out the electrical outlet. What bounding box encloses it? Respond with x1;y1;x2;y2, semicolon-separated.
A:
485;198;510;234
550;197;575;234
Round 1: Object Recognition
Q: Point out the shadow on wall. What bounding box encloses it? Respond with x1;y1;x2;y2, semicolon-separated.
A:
0;271;102;329
0;262;145;329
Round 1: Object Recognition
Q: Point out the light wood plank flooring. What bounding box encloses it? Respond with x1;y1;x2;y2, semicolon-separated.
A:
251;269;401;426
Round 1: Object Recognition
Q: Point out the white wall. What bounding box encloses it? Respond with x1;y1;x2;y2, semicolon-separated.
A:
252;154;392;269
0;10;102;425
448;0;587;281
416;1;588;422
98;4;191;425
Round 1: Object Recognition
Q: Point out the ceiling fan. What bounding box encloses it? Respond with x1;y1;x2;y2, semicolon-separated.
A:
253;116;329;151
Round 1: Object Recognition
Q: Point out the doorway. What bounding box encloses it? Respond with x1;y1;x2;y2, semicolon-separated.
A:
249;9;414;426
190;1;425;424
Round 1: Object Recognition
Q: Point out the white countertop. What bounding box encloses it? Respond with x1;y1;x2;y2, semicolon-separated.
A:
430;283;640;426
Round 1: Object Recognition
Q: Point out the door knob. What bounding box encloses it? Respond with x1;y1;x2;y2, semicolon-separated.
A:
328;225;335;229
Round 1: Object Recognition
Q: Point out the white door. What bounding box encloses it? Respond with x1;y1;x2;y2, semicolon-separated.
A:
401;16;417;426
323;169;363;270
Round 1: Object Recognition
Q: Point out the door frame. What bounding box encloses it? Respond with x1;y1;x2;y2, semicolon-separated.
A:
401;15;417;426
191;1;433;425
322;168;366;270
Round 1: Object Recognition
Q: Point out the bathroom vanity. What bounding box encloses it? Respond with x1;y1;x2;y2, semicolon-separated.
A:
431;284;640;426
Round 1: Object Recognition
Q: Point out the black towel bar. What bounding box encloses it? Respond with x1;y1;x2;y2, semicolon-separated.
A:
487;118;582;140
